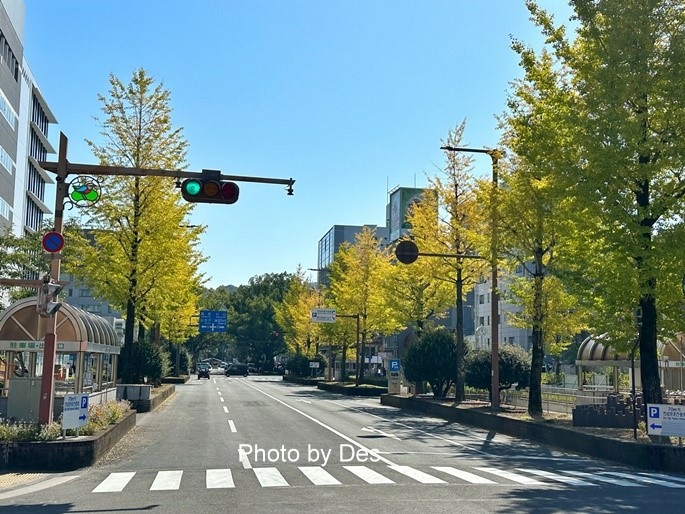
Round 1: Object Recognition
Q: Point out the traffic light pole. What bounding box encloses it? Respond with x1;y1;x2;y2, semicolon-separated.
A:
36;132;296;424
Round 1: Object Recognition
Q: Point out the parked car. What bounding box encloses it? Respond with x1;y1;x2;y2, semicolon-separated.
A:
197;363;211;379
225;363;249;377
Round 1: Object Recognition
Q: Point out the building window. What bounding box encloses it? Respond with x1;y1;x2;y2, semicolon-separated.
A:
79;289;93;297
478;316;485;327
478;294;485;304
0;145;15;175
0;196;9;220
0;90;17;129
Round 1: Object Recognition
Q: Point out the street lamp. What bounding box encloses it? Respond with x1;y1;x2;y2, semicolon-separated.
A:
440;145;503;410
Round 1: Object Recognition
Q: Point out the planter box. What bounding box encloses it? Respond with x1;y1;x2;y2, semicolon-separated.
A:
0;409;136;472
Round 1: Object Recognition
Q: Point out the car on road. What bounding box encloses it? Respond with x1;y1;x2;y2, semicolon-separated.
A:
197;363;211;379
225;363;249;377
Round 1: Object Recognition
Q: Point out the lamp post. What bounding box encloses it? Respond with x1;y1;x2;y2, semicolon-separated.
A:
440;146;503;410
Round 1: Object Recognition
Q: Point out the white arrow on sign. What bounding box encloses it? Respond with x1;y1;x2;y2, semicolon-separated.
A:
360;426;401;440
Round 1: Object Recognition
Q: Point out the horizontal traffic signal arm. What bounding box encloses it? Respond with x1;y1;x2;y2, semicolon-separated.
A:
37;162;296;197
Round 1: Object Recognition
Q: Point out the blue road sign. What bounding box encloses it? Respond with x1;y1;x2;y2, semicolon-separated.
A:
199;310;228;333
389;359;400;372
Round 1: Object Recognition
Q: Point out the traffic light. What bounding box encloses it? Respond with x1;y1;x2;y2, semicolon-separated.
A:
37;280;63;318
181;178;240;204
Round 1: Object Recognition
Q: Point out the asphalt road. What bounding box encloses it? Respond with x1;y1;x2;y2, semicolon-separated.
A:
3;371;685;513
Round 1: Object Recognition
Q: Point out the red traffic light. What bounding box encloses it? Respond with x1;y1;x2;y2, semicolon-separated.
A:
181;178;240;204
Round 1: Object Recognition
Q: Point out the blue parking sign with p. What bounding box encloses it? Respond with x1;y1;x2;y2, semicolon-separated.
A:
81;396;89;409
649;406;659;418
389;359;400;372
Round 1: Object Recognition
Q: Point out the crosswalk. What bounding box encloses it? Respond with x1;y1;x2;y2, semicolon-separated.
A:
91;465;685;492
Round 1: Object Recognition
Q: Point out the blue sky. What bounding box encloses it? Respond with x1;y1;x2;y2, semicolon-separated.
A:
22;0;573;288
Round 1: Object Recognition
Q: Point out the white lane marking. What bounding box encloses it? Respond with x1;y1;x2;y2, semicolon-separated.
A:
602;472;685;488
93;472;136;493
296;399;312;404
562;470;643;487
217;391;222;396
239;448;252;469
0;475;79;500
206;469;235;489
388;465;446;484
299;466;341;485
361;426;401;440
220;397;225;402
344;465;395;484
228;420;237;432
476;467;546;485
241;381;397;465
223;406;229;413
254;467;289;487
518;468;597;486
432;466;497;484
150;470;183;490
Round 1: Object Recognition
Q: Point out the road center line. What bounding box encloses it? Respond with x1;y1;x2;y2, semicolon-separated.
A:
241;381;397;466
228;420;237;432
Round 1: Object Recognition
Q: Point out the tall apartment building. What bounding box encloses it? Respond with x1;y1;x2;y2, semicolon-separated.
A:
0;1;56;239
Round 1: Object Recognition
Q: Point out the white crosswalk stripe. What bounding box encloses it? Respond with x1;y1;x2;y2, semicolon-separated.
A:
253;467;289;487
517;468;598;486
431;466;497;484
206;469;235;489
344;465;395;484
150;470;183;491
475;467;546;485
88;466;685;492
562;470;644;487
92;472;136;493
388;465;447;484
300;466;341;485
601;472;685;488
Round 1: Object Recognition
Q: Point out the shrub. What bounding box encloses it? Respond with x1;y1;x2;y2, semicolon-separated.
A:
287;353;326;377
0;400;131;441
465;343;531;398
403;328;459;398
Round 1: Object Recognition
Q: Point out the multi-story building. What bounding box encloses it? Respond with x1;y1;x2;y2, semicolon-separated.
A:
471;263;533;351
316;224;389;286
0;1;56;238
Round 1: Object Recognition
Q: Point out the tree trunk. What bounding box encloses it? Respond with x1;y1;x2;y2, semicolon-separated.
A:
639;293;662;407
455;266;466;402
528;268;545;417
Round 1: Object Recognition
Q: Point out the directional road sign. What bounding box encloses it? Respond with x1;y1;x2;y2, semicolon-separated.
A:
62;393;89;430
199;310;228;333
310;308;336;323
647;403;685;437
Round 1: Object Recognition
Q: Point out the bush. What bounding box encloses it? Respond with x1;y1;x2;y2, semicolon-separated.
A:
465;343;531;398
287;353;326;377
403;328;458;398
132;339;171;386
67;400;131;437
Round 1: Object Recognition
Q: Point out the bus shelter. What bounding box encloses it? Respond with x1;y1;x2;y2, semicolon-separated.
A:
0;296;122;422
576;333;684;393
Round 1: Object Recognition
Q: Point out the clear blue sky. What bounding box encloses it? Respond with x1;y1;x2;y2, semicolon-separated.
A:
22;0;573;288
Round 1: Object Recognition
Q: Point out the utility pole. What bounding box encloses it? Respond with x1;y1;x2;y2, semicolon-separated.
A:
35;132;295;424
